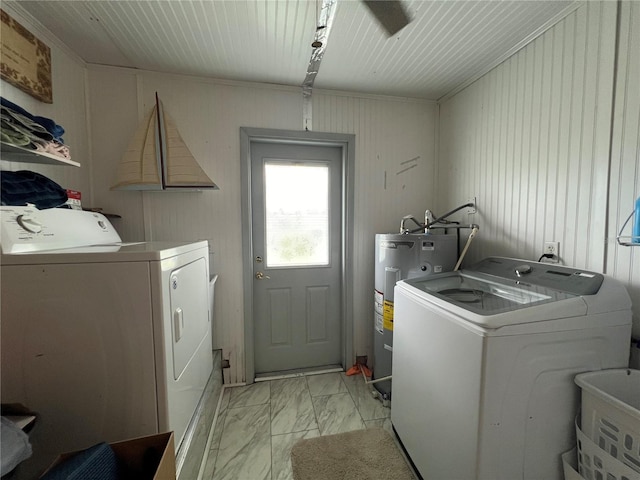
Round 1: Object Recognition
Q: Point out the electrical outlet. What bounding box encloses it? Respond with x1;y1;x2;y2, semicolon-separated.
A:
543;241;559;263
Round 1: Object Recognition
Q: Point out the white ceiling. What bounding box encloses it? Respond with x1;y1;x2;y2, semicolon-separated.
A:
12;0;579;100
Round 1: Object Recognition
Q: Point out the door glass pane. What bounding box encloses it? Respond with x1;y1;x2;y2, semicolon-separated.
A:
265;161;329;267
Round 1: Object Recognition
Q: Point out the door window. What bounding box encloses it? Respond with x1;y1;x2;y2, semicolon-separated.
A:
264;161;329;267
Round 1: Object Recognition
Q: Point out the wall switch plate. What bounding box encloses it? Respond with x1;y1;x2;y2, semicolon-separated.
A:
543;241;559;263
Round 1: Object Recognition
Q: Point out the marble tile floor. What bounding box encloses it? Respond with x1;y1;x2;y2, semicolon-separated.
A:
199;371;402;480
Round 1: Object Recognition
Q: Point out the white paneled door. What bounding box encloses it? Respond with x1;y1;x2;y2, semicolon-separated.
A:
250;142;343;374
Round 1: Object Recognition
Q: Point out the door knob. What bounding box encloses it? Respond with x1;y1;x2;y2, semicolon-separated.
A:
255;271;271;280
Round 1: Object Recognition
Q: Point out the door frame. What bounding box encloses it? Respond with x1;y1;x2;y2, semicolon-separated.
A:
240;127;355;383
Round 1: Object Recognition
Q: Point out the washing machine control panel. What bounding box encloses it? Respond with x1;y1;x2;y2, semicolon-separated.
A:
16;211;43;233
472;257;604;295
1;206;122;254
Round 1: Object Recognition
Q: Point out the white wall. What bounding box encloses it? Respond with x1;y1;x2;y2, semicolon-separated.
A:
0;5;91;205
313;92;439;374
86;67;438;383
607;1;640;341
438;1;640;341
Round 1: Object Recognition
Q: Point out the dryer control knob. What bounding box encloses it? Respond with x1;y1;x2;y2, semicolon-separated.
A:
17;214;43;233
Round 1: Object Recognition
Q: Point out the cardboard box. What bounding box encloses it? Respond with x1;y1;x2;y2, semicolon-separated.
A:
40;432;175;480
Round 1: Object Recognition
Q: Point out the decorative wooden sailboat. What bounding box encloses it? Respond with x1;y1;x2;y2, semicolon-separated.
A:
111;93;218;190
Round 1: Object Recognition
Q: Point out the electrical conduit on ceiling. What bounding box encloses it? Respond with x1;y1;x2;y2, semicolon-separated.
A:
302;0;338;131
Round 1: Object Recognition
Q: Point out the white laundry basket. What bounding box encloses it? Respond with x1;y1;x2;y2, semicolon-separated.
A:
575;419;639;480
561;448;584;480
574;369;640;475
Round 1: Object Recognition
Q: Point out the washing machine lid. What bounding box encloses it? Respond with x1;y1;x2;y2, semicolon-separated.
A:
405;272;577;315
470;257;605;296
397;257;631;329
404;271;576;316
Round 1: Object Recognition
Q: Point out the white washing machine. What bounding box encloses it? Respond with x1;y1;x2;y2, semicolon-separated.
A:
391;257;632;480
0;206;213;478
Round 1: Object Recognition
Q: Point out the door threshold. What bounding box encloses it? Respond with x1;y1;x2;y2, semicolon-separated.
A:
255;364;343;382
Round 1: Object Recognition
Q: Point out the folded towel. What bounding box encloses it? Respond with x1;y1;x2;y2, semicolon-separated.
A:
1;97;65;143
2;118;47;146
43;141;71;159
1;118;70;160
1;124;31;147
2;106;54;141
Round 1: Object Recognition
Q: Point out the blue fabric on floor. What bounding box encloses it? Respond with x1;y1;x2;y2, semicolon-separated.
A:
39;442;120;480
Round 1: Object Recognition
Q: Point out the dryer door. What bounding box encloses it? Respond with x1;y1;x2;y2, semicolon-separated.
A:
170;257;209;379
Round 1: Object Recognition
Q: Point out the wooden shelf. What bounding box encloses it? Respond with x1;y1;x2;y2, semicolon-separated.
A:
0;142;80;167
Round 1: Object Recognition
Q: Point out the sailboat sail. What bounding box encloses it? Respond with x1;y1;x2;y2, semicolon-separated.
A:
111;94;218;190
111;107;162;190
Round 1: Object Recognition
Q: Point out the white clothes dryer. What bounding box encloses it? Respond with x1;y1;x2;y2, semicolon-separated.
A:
391;257;632;480
0;206;213;479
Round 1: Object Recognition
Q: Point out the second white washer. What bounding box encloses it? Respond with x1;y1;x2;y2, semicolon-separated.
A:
391;257;632;480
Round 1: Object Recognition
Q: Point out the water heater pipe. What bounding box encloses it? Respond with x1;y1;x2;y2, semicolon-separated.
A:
361;368;392;385
428;202;474;228
406;201;476;234
400;215;424;234
454;226;479;271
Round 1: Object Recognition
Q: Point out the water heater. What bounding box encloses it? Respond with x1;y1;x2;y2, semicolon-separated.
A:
373;232;457;399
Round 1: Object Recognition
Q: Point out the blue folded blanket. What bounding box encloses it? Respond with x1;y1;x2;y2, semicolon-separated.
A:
1;170;68;209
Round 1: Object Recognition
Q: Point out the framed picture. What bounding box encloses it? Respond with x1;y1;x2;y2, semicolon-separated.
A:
0;9;52;103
